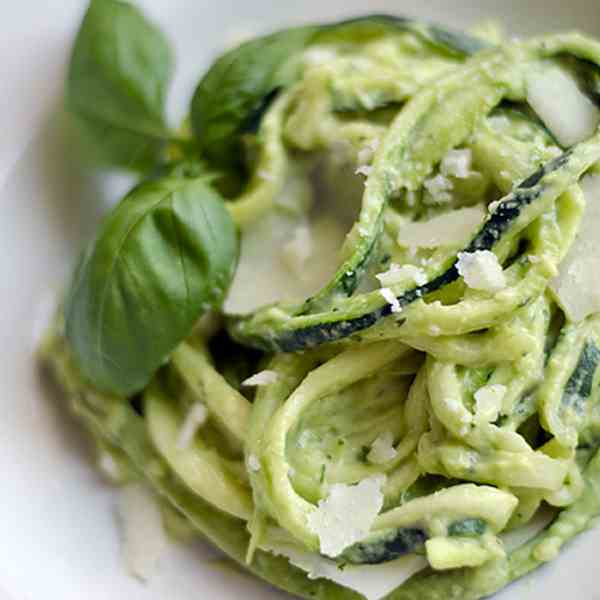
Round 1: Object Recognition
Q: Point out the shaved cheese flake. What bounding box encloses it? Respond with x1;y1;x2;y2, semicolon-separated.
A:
501;506;556;551
367;432;398;464
527;67;600;147
357;138;380;165
488;199;502;213
379;288;402;313
176;402;208;450
242;370;279;387
263;539;426;600
355;165;373;177
457;250;506;292
440;149;472;179
376;264;427;287
445;397;473;427
424;174;453;203
551;174;600;321
307;475;386;557
117;484;169;581
398;206;485;248
474;384;507;423
247;454;261;472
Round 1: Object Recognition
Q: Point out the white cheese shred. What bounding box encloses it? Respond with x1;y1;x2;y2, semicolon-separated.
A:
456;250;506;292
398;206;485;248
242;370;280;387
355;165;373;177
551;175;600;321
474;384;507;423
376;264;427;287
440;149;472;179
367;432;398;464
247;454;261;472
176;402;208;450
357;138;380;165
379;288;402;313
527;66;600;147
423;174;453;203
307;475;386;558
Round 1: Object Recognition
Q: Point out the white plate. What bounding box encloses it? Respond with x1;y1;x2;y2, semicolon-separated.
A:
1;1;600;599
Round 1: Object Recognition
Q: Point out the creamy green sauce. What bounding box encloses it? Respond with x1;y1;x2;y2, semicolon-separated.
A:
42;17;600;600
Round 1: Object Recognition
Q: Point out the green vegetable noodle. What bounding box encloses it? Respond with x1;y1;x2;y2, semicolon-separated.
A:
41;1;600;599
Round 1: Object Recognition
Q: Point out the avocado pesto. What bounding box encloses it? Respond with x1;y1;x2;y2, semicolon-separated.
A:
41;1;600;599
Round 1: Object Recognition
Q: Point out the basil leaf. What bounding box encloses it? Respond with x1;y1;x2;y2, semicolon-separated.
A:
65;176;238;395
190;25;319;170
67;0;174;170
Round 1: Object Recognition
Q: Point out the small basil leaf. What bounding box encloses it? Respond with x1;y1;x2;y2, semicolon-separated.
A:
190;25;319;170
65;176;239;395
67;0;174;170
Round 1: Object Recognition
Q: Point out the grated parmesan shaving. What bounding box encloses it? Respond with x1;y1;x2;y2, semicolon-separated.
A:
355;165;373;177
424;174;453;204
379;288;402;313
262;539;427;600
176;402;208;450
242;370;280;387
398;206;485;249
376;264;427;287
474;384;507;423
307;475;386;557
357;138;380;165
488;199;502;213
527;67;600;147
247;454;261;472
456;250;506;292
551;175;600;321
367;432;398;464
440;149;472;179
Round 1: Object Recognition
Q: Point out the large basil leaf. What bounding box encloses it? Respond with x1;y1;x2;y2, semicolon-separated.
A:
190;14;486;172
65;176;238;395
67;0;174;170
190;25;319;170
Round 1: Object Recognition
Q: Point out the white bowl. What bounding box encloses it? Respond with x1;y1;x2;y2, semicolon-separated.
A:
2;1;599;599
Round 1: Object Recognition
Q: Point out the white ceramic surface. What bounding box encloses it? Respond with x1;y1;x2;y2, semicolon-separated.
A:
2;1;600;599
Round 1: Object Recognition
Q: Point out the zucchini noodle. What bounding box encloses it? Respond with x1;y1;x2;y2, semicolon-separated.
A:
42;16;600;600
